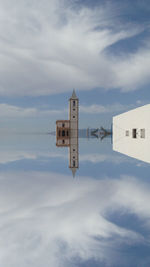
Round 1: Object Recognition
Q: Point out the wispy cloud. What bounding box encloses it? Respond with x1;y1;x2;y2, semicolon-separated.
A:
0;103;67;117
80;103;134;114
0;102;140;118
114;45;150;92
0;0;149;96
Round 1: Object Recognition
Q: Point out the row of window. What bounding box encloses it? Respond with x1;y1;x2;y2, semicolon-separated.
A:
73;147;76;167
58;130;69;137
125;129;145;138
73;100;76;118
72;100;77;119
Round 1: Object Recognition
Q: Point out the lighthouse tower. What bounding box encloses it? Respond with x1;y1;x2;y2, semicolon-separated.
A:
69;89;79;177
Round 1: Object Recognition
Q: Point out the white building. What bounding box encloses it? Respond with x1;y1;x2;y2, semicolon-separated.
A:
113;104;150;163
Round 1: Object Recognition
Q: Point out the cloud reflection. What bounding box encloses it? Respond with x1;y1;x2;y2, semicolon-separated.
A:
0;150;67;164
0;171;149;266
0;149;132;165
80;153;130;164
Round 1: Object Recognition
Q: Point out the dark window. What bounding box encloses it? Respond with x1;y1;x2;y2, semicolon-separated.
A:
62;140;65;144
73;156;75;159
73;100;76;107
73;160;75;167
132;129;137;138
62;123;65;127
73;108;75;111
73;116;75;118
67;130;69;136
73;149;75;152
62;130;65;137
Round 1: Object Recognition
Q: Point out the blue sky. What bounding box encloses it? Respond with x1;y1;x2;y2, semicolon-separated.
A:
0;0;150;266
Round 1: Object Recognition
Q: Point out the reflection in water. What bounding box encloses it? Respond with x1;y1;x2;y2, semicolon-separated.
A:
0;169;150;267
0;94;150;266
54;90;112;176
0;132;149;266
54;91;150;176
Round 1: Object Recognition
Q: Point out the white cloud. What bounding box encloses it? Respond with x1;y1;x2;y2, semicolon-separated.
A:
0;102;133;121
0;103;67;118
114;45;150;92
0;148;130;165
0;171;149;266
80;103;134;114
0;102;138;119
0;0;149;96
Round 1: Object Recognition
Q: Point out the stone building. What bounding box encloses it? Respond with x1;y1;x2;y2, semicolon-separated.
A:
56;89;79;176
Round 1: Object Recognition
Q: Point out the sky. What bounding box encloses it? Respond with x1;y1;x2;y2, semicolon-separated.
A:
0;0;150;131
0;0;150;266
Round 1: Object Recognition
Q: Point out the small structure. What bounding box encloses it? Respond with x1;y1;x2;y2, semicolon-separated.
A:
56;89;79;176
113;104;150;163
56;120;70;147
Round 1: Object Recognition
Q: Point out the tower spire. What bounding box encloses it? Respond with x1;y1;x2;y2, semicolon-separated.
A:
71;89;77;99
71;168;77;178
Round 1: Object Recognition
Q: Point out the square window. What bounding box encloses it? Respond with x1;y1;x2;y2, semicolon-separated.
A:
140;129;145;138
125;130;129;136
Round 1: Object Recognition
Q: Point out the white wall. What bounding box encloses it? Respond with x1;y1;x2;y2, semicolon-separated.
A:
113;104;150;163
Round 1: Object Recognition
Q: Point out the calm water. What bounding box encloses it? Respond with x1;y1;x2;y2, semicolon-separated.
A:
0;133;150;267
